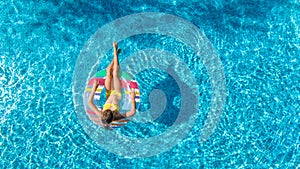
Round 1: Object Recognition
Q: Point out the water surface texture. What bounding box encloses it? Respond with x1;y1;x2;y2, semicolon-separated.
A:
1;0;299;168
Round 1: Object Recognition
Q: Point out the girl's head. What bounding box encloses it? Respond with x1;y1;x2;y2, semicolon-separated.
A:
102;109;114;124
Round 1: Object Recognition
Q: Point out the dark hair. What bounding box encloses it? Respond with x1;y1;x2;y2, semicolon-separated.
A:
102;110;114;124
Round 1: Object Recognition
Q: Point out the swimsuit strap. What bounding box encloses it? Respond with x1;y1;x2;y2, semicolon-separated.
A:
111;90;122;97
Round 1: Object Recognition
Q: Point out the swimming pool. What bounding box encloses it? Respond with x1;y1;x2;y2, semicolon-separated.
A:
1;0;299;168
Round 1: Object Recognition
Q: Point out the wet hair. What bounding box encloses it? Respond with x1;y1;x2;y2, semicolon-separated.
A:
102;110;114;124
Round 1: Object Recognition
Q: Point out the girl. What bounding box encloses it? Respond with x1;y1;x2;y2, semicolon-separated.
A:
88;42;136;128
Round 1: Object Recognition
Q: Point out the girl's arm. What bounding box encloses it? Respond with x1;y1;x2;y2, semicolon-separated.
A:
124;89;136;118
88;80;101;115
88;80;112;128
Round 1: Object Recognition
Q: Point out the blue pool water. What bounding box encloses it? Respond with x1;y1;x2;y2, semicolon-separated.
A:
1;0;299;168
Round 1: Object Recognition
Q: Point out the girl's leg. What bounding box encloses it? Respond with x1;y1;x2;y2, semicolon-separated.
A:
105;44;121;92
105;60;114;98
112;65;121;94
112;42;122;94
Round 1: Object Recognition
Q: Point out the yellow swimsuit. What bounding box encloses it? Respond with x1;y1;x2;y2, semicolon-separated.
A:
106;90;122;98
103;103;120;111
103;90;122;111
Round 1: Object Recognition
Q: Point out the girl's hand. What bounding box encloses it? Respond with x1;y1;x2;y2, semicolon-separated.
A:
130;88;136;101
93;79;99;89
